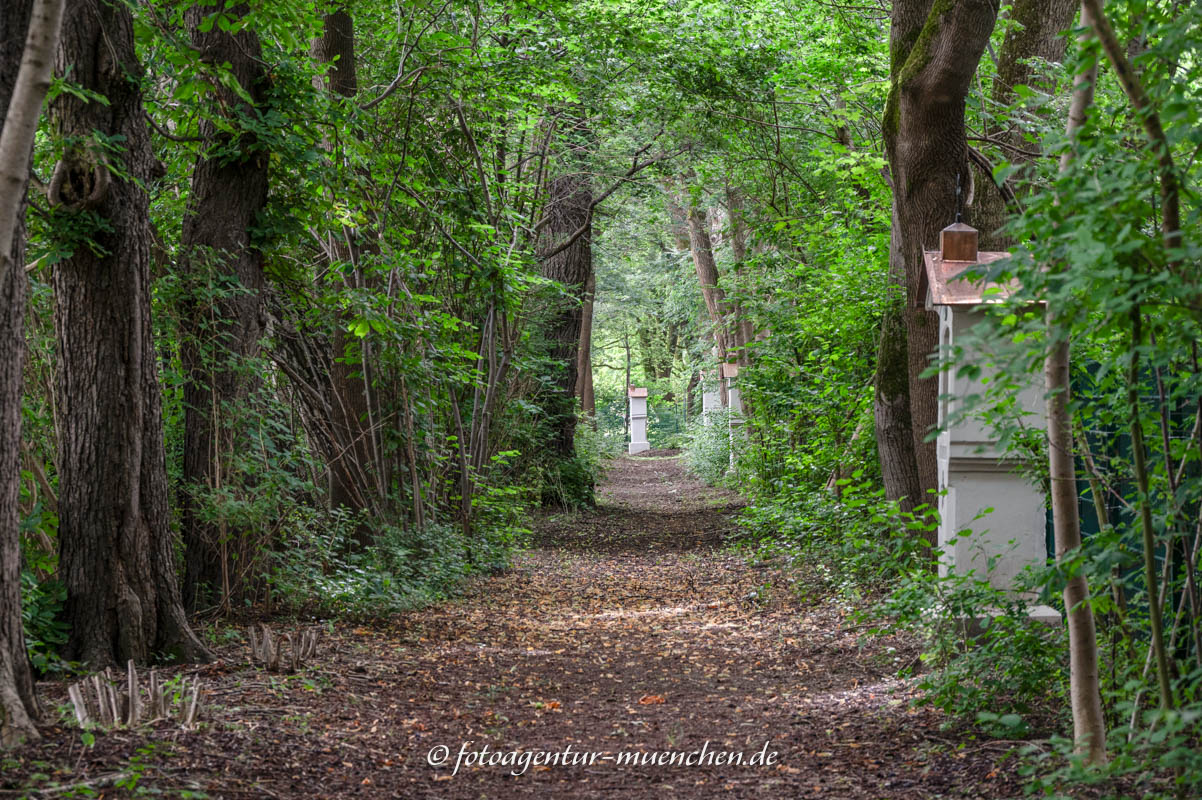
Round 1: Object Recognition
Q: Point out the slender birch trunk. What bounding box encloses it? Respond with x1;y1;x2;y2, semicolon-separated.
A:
0;0;65;748
1046;2;1106;764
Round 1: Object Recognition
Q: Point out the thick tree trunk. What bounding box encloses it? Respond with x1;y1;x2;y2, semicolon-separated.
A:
538;168;593;461
179;4;270;612
885;0;1000;500
873;200;923;516
51;0;210;668
0;0;60;746
686;204;732;373
993;0;1079;106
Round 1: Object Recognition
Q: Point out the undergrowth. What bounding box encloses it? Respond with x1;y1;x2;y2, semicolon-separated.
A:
732;470;1202;798
267;506;523;620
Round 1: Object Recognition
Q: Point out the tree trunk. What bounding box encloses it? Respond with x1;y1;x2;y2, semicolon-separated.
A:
726;187;754;366
873;200;923;516
686;203;732;372
885;0;1000;500
1047;2;1106;763
538;167;592;461
179;4;270;612
576;268;596;421
0;0;61;746
684;369;700;419
993;0;1079;106
973;0;1078;249
311;9;375;520
50;0;210;668
638;325;656;382
665;188;692;252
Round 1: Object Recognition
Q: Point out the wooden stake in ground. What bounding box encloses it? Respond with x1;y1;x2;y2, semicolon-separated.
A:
66;661;204;729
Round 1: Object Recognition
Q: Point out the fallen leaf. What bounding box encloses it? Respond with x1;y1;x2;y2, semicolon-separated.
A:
638;695;666;705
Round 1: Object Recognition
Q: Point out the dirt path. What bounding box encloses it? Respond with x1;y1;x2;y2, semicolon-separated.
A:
3;454;1024;798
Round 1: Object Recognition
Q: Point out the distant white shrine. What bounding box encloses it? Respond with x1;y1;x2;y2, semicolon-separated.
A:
627;386;649;455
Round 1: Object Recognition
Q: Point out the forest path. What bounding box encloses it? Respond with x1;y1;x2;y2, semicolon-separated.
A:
4;454;1024;799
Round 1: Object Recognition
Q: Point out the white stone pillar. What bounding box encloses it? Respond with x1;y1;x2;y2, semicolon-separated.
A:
722;363;743;469
628;386;649;454
701;370;720;426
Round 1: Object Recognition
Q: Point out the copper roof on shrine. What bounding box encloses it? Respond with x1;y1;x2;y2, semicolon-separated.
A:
923;249;1014;307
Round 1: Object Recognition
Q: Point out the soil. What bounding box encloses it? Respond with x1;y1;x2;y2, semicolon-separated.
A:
1;454;1028;799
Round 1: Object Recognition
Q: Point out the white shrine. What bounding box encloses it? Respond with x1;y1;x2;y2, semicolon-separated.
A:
627;386;650;455
701;369;721;426
722;363;743;470
924;223;1054;614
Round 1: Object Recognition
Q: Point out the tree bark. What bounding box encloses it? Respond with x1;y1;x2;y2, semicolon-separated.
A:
686;203;732;376
993;0;1079;106
873;199;923;516
885;0;1000;501
726;187;754;366
0;0;61;747
973;0;1078;249
1046;2;1106;763
179;4;270;612
538;166;593;461
311;9;375;520
666;191;692;252
576;268;596;421
51;0;210;668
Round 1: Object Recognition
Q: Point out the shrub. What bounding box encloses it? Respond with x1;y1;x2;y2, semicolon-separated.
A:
266;506;517;620
684;408;731;485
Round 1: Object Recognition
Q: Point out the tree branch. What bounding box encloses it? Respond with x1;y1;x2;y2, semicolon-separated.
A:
537;143;682;263
1081;0;1182;265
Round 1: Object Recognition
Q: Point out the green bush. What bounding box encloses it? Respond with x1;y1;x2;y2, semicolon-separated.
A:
737;472;930;598
539;454;596;509
684;408;731;485
880;567;1069;735
1022;697;1202;799
20;571;69;676
18;502;71;675
738;473;1067;738
266;506;518;619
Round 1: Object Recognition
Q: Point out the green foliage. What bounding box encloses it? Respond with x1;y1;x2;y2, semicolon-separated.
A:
684;409;731;486
880;568;1069;735
539;455;596;509
10;0;1202;793
19;570;68;676
267;508;513;620
741;476;1066;738
1022;699;1202;799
